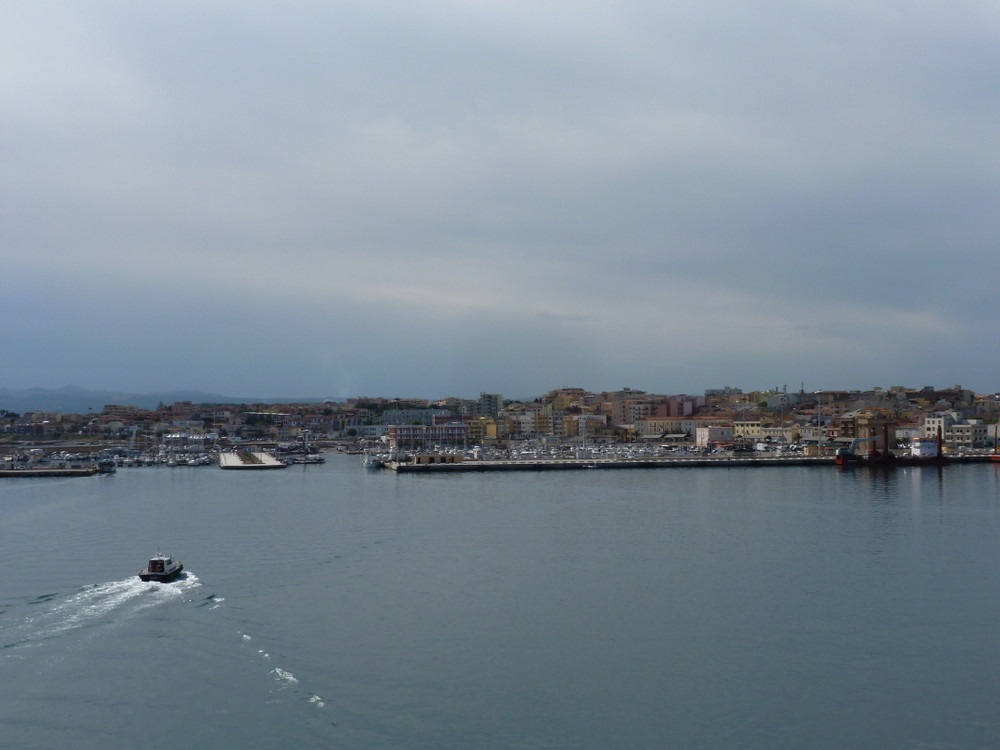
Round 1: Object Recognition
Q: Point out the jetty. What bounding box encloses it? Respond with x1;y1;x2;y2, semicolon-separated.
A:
386;455;836;473
218;450;287;470
0;466;100;478
384;453;994;473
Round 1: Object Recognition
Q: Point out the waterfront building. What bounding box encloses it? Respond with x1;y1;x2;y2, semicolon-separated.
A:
695;425;733;448
732;420;764;439
972;393;1000;418
923;412;989;450
475;393;504;417
567;414;608;440
467;417;499;444
924;412;958;439
102;404;141;419
812;392;858;418
947;421;988;450
379;408;450;426
610;399;657;427
430;396;476;415
507;410;552;439
761;424;798;442
352;424;388;439
836;409;898;451
536;411;558;437
668;395;703;416
387;422;469;449
634;417;686;439
542;388;589;411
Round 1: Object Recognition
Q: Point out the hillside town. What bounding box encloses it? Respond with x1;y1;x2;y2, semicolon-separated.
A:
2;384;1000;455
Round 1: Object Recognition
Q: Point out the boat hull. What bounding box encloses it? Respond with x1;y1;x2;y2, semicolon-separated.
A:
835;453;948;467
138;563;184;582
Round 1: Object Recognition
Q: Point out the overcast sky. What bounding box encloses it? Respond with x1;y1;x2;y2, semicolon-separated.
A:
3;1;999;400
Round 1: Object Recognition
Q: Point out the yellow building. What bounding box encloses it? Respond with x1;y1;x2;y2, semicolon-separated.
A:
635;417;686;439
732;420;764;439
467;417;499;444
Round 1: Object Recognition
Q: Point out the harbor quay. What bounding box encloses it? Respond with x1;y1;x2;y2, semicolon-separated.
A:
0;466;99;478
384;453;994;473
218;450;287;469
387;456;830;472
384;456;833;474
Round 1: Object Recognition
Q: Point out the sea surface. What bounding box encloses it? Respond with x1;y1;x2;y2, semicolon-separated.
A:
3;455;1000;749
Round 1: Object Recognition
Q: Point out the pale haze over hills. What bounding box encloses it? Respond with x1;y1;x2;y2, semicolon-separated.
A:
0;387;323;414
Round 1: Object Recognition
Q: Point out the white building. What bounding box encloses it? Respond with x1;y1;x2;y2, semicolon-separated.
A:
695;425;733;448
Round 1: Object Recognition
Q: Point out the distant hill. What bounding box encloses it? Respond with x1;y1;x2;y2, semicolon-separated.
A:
0;386;330;414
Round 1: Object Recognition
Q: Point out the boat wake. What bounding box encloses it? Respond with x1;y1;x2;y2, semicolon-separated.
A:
2;574;201;653
240;631;329;712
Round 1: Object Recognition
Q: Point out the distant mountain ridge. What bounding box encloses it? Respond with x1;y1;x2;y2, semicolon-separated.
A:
0;386;328;413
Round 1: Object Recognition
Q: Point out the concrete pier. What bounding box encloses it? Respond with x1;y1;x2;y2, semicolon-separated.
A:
0;466;99;478
386;456;836;473
218;451;287;469
384;454;993;473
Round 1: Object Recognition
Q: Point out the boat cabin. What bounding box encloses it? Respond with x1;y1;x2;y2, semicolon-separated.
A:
147;555;174;573
911;437;940;458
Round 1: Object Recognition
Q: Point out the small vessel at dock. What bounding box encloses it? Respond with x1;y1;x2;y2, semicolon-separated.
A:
289;453;325;464
834;428;948;467
139;552;184;582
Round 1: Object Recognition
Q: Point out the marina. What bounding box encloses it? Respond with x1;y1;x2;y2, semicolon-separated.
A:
2;444;995;477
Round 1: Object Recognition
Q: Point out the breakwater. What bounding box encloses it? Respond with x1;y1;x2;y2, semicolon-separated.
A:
0;466;99;477
386;454;994;473
387;456;834;472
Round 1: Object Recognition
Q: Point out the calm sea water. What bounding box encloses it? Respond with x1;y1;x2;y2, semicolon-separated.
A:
3;455;1000;749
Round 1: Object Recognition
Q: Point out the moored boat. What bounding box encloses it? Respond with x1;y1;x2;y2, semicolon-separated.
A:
834;428;948;467
290;453;325;464
139;552;184;582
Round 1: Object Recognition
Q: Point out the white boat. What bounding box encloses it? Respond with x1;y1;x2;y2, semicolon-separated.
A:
290;453;325;464
139;552;184;582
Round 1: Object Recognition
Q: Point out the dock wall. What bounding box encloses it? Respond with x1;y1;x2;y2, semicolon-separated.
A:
386;456;835;473
385;454;992;473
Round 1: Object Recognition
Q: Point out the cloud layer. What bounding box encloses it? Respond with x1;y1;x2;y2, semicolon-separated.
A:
4;1;998;398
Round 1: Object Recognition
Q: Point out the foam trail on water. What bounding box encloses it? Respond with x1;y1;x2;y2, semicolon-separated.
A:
240;632;329;716
272;667;299;684
2;574;201;652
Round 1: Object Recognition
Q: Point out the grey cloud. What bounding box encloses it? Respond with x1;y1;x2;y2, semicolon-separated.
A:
3;1;999;396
